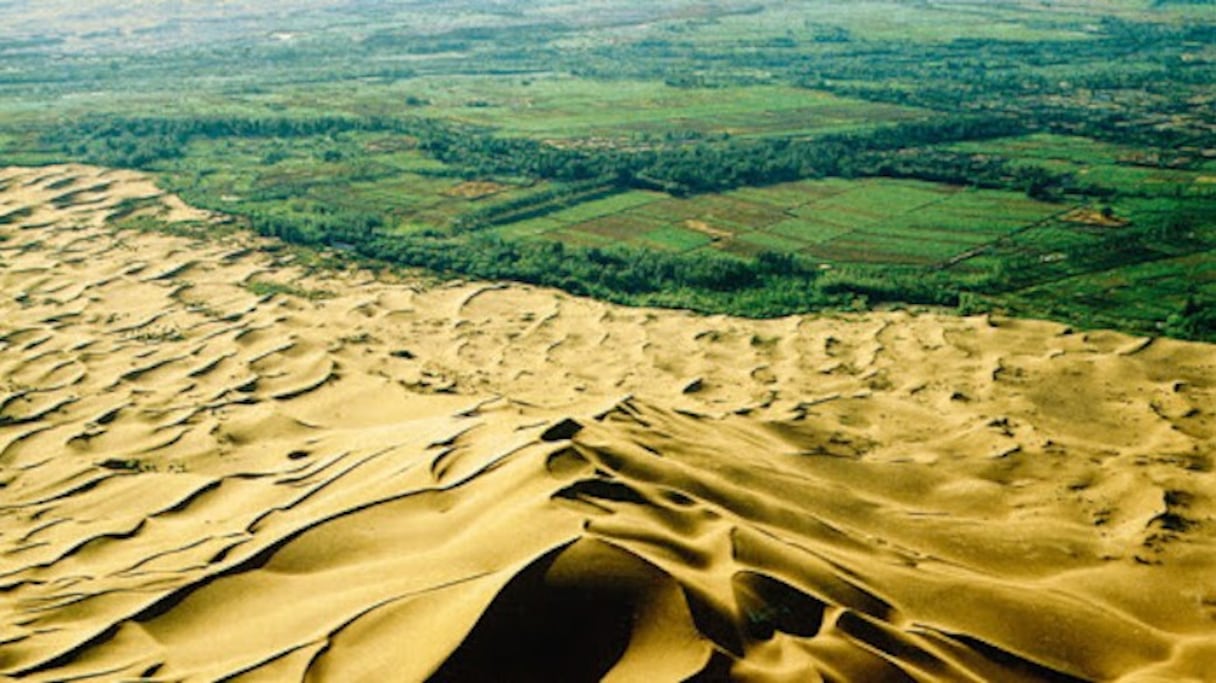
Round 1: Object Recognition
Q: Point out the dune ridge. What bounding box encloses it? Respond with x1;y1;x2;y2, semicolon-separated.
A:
0;165;1214;681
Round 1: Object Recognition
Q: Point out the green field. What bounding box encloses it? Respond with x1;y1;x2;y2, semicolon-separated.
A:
394;78;930;139
994;250;1216;333
152;134;556;241
691;1;1103;44
946;134;1216;198
496;177;1069;265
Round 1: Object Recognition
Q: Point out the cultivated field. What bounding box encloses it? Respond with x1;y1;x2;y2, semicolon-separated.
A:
497;178;1071;265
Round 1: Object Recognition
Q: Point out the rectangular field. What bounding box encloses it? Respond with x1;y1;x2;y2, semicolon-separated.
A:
945;134;1216;198
401;77;931;140
496;176;1071;264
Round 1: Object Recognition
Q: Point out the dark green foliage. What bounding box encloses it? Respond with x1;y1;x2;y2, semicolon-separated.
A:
1165;296;1216;338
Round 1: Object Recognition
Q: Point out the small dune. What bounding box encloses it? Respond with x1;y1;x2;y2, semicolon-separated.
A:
0;165;1214;681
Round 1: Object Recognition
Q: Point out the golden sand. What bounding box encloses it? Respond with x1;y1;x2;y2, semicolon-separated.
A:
1;165;1214;681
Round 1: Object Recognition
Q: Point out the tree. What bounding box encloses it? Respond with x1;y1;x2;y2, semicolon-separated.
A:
1164;294;1216;341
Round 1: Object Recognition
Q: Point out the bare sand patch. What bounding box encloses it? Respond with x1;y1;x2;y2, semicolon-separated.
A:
1062;206;1130;228
684;218;733;241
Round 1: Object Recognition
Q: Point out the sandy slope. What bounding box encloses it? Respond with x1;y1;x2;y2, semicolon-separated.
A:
0;165;1214;682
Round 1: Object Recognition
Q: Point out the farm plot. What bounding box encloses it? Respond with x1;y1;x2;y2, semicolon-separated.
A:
492;191;782;252
495;176;1068;263
160;135;546;233
736;178;1066;264
404;76;931;140
993;250;1216;333
946;134;1216;198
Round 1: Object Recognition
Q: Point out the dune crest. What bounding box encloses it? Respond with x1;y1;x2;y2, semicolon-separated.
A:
1;165;1214;681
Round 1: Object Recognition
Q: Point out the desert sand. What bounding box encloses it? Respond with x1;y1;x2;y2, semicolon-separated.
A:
0;164;1213;682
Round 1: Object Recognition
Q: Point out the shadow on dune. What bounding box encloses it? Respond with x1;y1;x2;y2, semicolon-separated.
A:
431;539;711;682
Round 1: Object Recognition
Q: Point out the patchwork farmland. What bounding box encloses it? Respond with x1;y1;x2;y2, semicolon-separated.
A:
495;177;1071;266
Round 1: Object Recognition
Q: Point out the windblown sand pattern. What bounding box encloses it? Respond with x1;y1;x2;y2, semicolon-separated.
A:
1;165;1214;681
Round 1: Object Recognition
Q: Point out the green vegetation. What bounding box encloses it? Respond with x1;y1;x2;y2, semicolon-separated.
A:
0;0;1212;340
245;281;335;301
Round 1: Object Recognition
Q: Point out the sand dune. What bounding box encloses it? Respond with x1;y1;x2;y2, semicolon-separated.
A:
0;164;1214;681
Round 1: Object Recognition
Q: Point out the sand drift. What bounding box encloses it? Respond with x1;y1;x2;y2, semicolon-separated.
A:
0;165;1214;681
